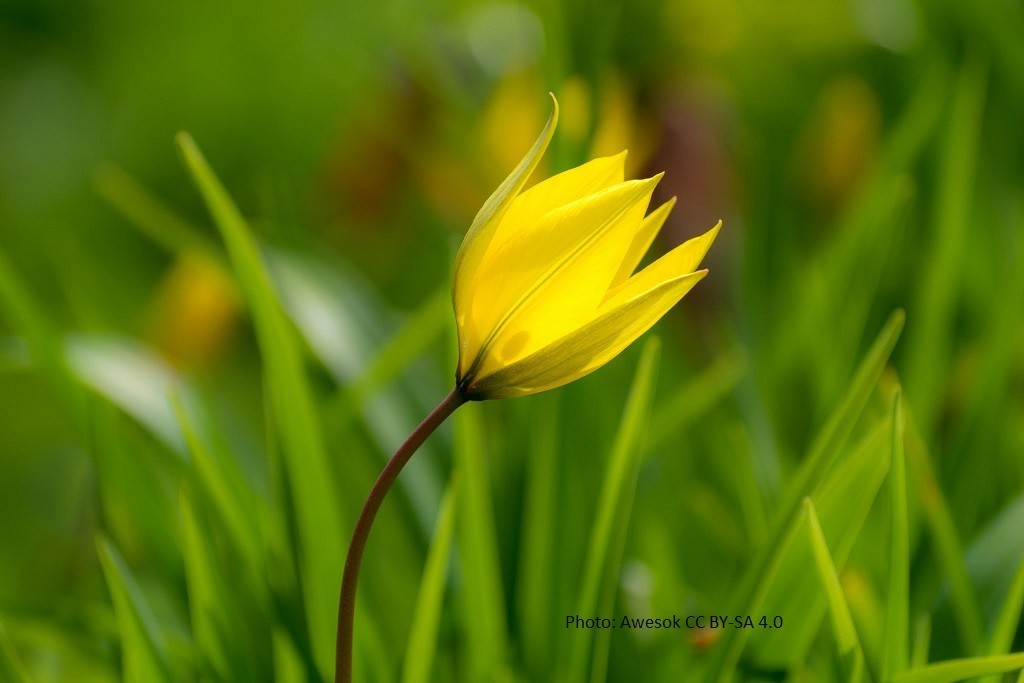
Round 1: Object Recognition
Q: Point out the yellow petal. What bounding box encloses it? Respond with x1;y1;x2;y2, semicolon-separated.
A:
604;220;721;308
609;196;677;288
477;177;661;373
468;269;708;399
487;151;626;258
465;177;659;378
453;94;558;375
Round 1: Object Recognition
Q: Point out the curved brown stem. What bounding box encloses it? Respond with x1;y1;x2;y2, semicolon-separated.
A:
335;387;467;682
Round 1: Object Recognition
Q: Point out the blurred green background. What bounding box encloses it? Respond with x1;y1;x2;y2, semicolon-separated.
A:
2;0;1024;681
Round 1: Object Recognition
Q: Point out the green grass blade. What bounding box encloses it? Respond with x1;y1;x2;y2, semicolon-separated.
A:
989;553;1024;650
884;390;909;679
804;499;866;683
0;624;32;683
963;494;1024;630
780;310;904;519
891;653;1024;683
978;555;1024;683
770;65;944;423
749;418;891;668
346;285;450;408
0;249;82;412
845;567;886;673
904;406;983;652
453;401;509;680
648;350;745;450
178;492;233;681
567;338;660;683
172;396;265;597
269;249;445;538
320;280;452;538
716;424;769;547
179;487;273;680
93;163;216;257
802;62;946;281
88;401;181;573
911;615;931;668
590;342;662;683
273;627;306;683
703;310;905;682
780;176;909;423
516;392;561;676
175;132;344;676
0;250;58;365
353;603;393;683
96;536;172;683
905;55;988;433
706;488;810;681
67;336;187;453
401;477;458;683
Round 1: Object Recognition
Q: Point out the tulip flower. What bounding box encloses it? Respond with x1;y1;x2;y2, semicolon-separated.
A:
335;94;719;682
453;95;719;399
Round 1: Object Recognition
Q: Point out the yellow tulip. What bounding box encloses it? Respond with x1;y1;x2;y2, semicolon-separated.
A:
452;94;721;399
335;95;720;683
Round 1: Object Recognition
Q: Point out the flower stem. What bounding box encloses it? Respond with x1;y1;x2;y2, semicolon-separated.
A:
335;387;467;683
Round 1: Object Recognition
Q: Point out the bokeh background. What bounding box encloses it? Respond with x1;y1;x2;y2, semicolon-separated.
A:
1;0;1023;681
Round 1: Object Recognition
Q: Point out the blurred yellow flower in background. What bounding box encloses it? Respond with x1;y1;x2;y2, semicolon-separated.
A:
147;251;239;367
453;95;720;399
799;76;881;211
479;71;658;182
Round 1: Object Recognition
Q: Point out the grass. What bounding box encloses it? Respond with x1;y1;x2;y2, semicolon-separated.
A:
1;2;1024;681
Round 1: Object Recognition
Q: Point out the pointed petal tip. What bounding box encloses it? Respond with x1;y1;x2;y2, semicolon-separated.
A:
694;219;723;246
679;268;710;282
589;149;629;168
605;149;629;168
643;195;677;222
546;92;559;123
635;172;665;192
